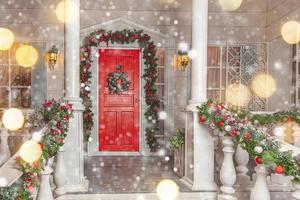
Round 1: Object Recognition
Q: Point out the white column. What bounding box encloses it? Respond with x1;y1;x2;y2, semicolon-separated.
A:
62;0;88;193
183;0;217;191
190;0;208;103
0;129;11;166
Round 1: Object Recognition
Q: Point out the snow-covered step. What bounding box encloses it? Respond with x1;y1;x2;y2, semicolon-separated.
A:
56;191;294;200
56;192;217;200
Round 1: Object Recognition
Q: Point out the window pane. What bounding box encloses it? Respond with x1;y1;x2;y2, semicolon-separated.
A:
221;90;226;102
207;90;220;101
227;67;240;84
0;66;9;86
155;85;165;100
227;47;241;67
157;67;164;83
11;66;31;86
156;48;165;66
221;68;226;88
11;88;31;108
10;43;21;65
208;46;221;66
0;50;8;64
207;68;220;89
0;87;9;107
292;44;297;58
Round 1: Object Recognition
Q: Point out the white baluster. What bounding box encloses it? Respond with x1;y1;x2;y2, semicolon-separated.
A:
234;145;251;186
0;129;11;166
218;136;237;200
250;165;270;200
54;147;67;196
37;164;54;200
47;157;56;190
293;183;300;200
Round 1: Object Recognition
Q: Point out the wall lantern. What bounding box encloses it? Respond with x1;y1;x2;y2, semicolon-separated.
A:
47;45;59;70
176;42;190;71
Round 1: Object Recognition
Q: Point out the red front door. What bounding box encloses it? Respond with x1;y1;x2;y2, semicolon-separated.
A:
98;49;140;152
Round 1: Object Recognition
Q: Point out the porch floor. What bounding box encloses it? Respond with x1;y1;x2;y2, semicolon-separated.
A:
84;156;191;194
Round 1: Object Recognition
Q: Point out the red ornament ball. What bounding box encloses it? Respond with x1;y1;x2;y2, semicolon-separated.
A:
217;121;225;128
199;115;206;123
275;165;285;174
229;129;237;137
255;157;263;165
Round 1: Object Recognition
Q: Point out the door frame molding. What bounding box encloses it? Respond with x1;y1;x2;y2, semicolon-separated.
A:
87;45;145;156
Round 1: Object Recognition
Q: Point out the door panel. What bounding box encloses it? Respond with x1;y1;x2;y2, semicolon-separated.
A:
98;49;140;151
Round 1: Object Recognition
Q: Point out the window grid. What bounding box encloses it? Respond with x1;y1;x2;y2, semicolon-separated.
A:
0;44;32;109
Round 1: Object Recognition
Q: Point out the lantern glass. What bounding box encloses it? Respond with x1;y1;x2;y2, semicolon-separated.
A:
47;45;58;70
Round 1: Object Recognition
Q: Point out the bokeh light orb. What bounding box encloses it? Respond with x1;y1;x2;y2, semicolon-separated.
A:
251;73;277;98
225;83;251;107
0;28;14;50
55;0;79;23
20;140;43;163
16;45;39;67
281;21;300;44
156;179;179;200
219;0;243;11
2;108;24;131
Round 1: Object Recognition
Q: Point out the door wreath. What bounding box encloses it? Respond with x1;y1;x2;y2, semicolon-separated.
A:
107;64;131;95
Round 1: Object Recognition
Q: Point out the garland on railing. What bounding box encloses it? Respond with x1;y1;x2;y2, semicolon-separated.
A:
0;99;73;200
80;29;160;151
198;99;300;181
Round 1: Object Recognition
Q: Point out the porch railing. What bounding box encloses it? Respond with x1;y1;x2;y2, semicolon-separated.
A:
215;129;300;200
0;123;59;200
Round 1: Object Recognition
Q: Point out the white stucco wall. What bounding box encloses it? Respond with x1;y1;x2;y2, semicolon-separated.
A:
267;38;292;111
266;0;299;111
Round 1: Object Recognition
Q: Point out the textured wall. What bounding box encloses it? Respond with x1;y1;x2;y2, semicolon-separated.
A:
266;0;298;111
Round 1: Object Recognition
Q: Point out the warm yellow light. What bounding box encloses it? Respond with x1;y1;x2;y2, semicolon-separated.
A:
0;28;14;50
251;73;277;98
219;0;243;11
20;141;43;163
156;179;179;200
2;108;24;131
55;0;79;23
226;83;251;107
16;45;39;67
281;21;300;44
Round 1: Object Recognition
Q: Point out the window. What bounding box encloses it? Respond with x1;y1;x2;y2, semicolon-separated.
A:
207;44;267;111
155;48;166;136
0;43;32;109
291;44;300;107
207;46;226;102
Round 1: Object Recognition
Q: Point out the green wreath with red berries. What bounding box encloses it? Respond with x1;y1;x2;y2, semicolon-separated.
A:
107;66;131;95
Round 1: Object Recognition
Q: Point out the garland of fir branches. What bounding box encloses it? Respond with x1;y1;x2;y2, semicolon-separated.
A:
0;99;73;200
198;99;300;181
80;29;160;151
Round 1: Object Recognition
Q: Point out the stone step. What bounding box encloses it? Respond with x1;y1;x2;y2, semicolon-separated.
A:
56;191;294;200
56;192;217;200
